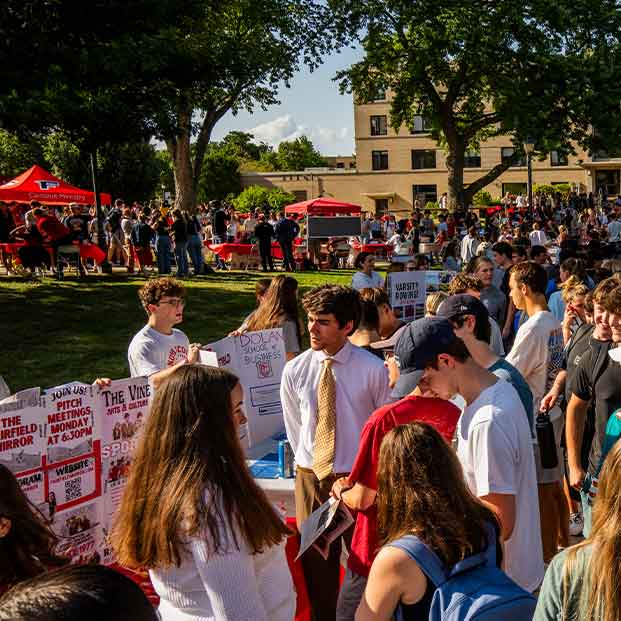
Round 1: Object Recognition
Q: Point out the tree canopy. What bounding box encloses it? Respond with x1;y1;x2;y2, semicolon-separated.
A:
259;136;328;171
231;185;295;213
152;0;336;211
331;0;621;208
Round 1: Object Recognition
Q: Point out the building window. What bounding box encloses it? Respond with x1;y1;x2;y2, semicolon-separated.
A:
411;149;436;169
410;116;432;133
349;162;356;169
372;150;389;171
293;190;308;202
375;198;389;215
464;151;481;168
336;162;345;168
369;86;386;102
501;182;527;197
413;184;438;205
370;115;388;136
596;170;620;195
550;151;568;166
501;147;526;167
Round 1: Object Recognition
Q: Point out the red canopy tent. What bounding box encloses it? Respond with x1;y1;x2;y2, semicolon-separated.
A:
285;197;361;216
0;165;111;205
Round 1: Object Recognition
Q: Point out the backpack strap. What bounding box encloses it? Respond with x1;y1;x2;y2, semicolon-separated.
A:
448;521;498;578
386;536;448;587
388;522;498;585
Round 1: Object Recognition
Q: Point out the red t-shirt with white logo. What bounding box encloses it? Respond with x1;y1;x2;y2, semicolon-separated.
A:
347;395;460;577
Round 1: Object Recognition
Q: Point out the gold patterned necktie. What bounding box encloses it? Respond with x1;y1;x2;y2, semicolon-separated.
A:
313;358;337;480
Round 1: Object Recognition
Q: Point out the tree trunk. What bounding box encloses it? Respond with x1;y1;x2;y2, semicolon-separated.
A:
167;108;197;213
445;142;466;211
463;154;521;205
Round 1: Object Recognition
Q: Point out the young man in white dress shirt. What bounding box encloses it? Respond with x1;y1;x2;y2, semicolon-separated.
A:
280;285;391;621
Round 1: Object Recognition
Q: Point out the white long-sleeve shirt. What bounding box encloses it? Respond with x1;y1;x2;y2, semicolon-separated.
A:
460;234;479;263
280;341;391;473
529;230;549;246
150;497;294;621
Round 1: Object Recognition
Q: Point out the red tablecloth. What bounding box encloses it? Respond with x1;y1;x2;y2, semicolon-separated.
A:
351;242;393;255
206;240;305;262
110;517;311;621
0;241;107;264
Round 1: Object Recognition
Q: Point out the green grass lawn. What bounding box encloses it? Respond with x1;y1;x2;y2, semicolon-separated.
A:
0;269;354;393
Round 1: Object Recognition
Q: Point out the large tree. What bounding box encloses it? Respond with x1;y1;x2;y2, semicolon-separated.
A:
154;0;334;212
331;0;621;209
259;135;328;171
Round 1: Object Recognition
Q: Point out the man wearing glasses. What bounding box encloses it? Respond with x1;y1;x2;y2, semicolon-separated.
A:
128;277;199;387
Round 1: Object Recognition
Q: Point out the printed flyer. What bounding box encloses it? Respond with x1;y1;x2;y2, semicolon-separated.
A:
0;388;43;475
206;328;286;447
53;497;104;565
96;376;151;551
43;382;97;465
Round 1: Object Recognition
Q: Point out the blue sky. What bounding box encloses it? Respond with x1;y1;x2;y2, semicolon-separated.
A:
211;46;362;157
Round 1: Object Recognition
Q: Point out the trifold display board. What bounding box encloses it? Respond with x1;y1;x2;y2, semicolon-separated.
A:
0;327;288;566
307;216;361;238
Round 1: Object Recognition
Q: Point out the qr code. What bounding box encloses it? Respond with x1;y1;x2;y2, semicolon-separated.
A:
64;478;82;501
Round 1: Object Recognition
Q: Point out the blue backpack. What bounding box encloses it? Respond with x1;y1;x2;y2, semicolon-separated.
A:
388;525;536;621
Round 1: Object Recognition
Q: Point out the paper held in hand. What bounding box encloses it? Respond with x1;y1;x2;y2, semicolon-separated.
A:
296;497;354;561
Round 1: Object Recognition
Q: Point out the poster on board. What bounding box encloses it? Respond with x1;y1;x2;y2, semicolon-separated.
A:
95;376;151;554
43;382;97;465
425;270;457;293
43;382;102;524
205;328;286;448
386;271;426;321
0;388;43;475
387;271;458;321
53;497;104;565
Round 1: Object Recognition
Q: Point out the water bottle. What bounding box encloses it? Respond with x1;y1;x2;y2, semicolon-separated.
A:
536;408;558;469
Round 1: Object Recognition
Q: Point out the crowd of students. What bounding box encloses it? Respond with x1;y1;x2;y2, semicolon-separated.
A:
4;194;621;620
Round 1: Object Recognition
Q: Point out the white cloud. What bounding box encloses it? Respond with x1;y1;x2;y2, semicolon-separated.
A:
247;115;354;156
248;115;304;146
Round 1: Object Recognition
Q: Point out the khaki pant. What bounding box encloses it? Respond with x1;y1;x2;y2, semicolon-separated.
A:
295;466;353;621
538;481;569;563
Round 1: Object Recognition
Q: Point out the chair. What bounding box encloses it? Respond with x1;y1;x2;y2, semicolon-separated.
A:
57;245;81;276
333;241;352;269
244;244;262;271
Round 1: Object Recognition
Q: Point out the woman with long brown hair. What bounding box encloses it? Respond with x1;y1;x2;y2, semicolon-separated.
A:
244;274;302;360
0;464;68;595
534;440;621;621
355;422;502;621
111;365;293;621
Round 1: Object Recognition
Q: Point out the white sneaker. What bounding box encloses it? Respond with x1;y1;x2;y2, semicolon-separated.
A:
569;512;584;537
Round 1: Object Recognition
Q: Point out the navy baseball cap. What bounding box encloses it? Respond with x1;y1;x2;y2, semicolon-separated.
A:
436;294;489;323
392;317;458;398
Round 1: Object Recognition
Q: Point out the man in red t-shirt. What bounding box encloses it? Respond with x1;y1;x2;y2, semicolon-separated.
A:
331;329;460;621
32;207;73;278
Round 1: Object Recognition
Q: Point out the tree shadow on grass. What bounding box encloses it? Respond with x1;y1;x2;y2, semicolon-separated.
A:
1;280;257;392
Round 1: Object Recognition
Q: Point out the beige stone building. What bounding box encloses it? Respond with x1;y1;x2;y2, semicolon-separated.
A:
242;93;621;216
